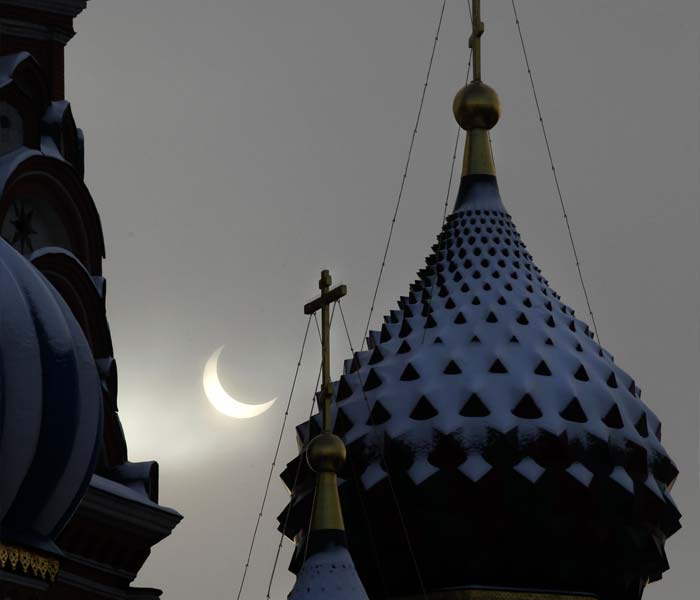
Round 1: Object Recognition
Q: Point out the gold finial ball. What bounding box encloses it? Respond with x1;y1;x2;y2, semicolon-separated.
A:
453;81;501;131
306;433;346;473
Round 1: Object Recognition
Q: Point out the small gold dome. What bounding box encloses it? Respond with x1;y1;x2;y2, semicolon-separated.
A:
453;80;500;131
306;433;346;473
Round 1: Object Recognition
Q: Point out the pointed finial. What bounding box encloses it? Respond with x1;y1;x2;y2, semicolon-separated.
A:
453;0;500;177
305;269;346;530
291;271;369;600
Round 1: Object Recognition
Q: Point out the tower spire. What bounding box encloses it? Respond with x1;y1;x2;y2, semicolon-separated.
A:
453;0;500;177
303;269;347;532
288;270;368;600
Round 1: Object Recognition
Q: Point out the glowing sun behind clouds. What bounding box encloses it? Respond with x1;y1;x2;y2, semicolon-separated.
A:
202;346;277;418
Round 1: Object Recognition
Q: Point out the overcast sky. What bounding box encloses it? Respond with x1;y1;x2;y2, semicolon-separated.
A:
66;1;698;598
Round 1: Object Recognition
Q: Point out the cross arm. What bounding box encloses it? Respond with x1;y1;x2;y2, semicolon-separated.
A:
303;284;347;315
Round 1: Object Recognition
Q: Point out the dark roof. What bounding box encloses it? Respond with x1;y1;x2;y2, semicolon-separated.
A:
281;175;681;599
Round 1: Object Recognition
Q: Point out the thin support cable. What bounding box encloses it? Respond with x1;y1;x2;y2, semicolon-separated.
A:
266;360;324;600
359;0;449;353
235;314;314;600
265;305;337;599
420;38;472;346
339;300;428;600
420;0;472;346
510;0;601;342
343;442;390;597
421;125;462;345
313;311;323;343
442;129;462;226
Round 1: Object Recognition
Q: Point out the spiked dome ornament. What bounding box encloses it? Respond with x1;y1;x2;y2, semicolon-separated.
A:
279;3;680;600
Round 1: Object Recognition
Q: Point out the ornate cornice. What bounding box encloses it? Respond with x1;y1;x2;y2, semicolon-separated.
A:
56;477;182;579
0;0;87;18
80;479;182;540
0;17;75;43
0;543;59;583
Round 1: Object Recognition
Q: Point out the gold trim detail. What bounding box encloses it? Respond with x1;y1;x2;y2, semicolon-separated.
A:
310;470;346;532
0;543;59;583
462;129;496;177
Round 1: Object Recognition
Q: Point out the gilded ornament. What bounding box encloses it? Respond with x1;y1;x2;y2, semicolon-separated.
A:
306;432;346;473
453;81;500;131
0;543;59;582
48;559;60;582
20;548;31;573
453;0;500;177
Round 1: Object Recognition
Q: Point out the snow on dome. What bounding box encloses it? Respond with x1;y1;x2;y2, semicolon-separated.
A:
289;543;369;600
281;176;681;599
0;237;102;553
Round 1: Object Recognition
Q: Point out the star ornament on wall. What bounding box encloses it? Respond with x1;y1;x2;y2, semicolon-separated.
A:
10;202;37;255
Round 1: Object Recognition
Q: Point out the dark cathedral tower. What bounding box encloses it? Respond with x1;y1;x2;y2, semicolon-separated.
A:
280;3;681;600
0;2;181;599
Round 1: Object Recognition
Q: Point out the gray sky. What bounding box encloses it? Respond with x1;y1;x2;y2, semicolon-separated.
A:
66;1;698;598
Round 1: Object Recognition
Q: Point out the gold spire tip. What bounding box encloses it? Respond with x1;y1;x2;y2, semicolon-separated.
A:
453;0;500;177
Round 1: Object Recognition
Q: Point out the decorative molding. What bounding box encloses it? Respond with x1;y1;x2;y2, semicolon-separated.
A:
0;18;75;43
79;482;182;540
0;569;50;592
56;570;127;600
0;543;59;583
56;570;160;600
0;0;87;18
61;550;136;582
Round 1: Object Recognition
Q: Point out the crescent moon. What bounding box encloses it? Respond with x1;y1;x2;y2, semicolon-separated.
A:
203;346;277;419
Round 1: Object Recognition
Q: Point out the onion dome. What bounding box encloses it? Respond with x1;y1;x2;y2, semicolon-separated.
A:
280;7;680;598
0;237;102;553
281;177;681;600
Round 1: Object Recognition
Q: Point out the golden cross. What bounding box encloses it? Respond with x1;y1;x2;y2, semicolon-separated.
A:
303;269;347;432
469;0;485;81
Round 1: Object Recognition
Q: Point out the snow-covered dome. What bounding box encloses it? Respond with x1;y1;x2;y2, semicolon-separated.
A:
281;177;681;600
289;539;370;600
281;12;680;595
0;237;102;553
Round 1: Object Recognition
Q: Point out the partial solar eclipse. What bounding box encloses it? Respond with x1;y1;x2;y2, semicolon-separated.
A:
203;346;277;418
